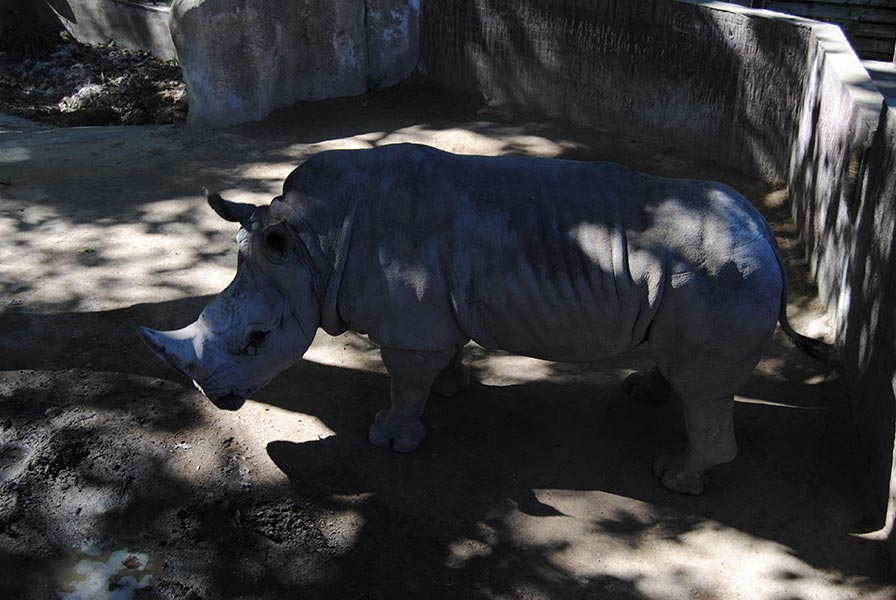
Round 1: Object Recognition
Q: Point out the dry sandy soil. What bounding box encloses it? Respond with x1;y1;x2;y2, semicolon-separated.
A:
0;84;894;599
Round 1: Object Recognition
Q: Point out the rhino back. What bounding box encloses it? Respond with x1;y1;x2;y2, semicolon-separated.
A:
306;144;777;360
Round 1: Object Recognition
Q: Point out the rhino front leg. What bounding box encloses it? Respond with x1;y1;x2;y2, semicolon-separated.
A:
369;346;456;453
653;394;737;495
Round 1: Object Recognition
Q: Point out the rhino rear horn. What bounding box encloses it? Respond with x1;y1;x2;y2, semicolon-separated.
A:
206;188;257;225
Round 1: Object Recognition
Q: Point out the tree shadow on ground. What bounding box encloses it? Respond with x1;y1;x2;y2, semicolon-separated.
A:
2;295;891;598
259;338;889;598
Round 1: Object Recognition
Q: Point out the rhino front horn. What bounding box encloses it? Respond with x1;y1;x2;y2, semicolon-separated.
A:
137;325;201;380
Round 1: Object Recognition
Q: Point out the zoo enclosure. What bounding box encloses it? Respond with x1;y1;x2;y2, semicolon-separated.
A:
11;0;896;569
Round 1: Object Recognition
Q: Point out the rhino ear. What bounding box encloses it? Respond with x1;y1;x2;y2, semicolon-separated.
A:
206;188;257;225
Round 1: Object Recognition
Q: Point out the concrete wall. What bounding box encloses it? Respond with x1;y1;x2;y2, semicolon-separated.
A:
789;22;896;542
420;0;896;565
170;0;420;126
420;0;811;183
839;101;896;547
45;0;177;60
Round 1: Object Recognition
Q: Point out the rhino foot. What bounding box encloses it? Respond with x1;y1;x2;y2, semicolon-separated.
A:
653;454;705;495
624;367;673;405
368;409;425;453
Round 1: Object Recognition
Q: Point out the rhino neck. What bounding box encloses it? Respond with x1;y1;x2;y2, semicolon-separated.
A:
273;191;359;338
312;199;358;337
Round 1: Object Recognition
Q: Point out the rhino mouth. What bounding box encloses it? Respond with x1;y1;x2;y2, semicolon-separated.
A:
210;392;246;411
192;380;246;411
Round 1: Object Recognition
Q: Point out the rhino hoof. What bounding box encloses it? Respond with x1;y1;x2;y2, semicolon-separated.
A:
653;454;705;495
368;425;392;449
368;410;425;453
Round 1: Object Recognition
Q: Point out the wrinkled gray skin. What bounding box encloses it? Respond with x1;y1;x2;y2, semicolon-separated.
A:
139;143;833;495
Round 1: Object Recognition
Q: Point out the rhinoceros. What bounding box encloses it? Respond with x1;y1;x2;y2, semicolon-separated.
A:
138;143;834;494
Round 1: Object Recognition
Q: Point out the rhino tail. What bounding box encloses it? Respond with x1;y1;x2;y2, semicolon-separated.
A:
764;224;841;368
778;312;841;368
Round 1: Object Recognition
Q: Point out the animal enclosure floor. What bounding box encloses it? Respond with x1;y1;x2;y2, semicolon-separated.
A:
1;83;893;599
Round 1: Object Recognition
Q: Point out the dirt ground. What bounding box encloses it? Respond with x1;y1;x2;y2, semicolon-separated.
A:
1;84;894;599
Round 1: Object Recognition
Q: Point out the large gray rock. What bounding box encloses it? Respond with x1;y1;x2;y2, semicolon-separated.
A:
170;0;419;126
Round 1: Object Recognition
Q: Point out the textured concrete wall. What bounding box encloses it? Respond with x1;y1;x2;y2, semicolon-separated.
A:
420;0;810;183
170;0;419;127
844;103;896;551
45;0;176;60
787;21;894;531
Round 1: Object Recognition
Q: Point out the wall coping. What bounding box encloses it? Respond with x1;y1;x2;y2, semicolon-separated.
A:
683;1;884;145
106;0;172;14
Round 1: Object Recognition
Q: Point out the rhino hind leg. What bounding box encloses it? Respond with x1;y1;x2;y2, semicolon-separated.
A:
369;346;456;453
624;367;673;405
650;344;765;494
646;270;780;494
653;393;737;495
431;344;471;398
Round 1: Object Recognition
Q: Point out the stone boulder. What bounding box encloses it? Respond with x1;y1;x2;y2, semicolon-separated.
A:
170;0;419;127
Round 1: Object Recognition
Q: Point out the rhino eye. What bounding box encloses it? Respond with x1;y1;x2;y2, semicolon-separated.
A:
262;227;290;261
247;330;268;348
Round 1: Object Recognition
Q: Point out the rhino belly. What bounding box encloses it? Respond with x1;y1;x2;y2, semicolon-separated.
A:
457;261;660;363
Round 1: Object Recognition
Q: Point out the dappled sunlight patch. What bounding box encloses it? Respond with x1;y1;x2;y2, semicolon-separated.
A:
302;331;385;373
286;123;587;161
373;124;581;158
322;504;367;556
231;402;338;484
468;352;555;386
445;537;494;569
761;188;789;209
0;143;31;161
2;196;238;311
136;198;206;226
735;394;828;411
494;489;887;600
783;306;834;342
300;136;381;154
229;163;297;185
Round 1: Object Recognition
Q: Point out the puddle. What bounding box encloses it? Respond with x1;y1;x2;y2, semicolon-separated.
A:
53;547;161;600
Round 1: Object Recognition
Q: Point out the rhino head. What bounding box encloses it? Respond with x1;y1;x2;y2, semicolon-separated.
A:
138;190;321;410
